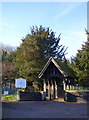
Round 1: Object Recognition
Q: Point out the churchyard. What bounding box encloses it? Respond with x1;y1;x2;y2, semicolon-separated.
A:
1;25;89;120
1;57;89;119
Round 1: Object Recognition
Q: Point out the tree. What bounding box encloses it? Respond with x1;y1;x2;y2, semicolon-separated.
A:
71;30;89;87
14;25;67;89
0;44;18;88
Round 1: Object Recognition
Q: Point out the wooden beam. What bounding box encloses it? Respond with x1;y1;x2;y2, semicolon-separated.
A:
43;79;46;92
48;80;51;100
51;80;54;99
63;80;66;90
55;80;58;98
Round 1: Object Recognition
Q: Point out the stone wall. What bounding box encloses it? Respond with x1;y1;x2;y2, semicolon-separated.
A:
64;90;89;103
18;91;42;101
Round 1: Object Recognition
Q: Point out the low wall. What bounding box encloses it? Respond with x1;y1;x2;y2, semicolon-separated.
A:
18;91;42;101
64;90;89;103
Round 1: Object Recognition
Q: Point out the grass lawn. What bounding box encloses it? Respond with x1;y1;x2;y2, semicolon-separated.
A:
46;96;64;100
57;97;64;99
2;94;17;101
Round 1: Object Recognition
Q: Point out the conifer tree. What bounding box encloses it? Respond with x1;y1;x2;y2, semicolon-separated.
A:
71;30;89;87
14;26;67;89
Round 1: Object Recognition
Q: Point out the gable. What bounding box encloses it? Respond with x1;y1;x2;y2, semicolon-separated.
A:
42;61;64;79
38;57;75;79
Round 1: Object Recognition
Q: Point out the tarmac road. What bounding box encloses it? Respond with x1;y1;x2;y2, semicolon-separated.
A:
2;100;88;119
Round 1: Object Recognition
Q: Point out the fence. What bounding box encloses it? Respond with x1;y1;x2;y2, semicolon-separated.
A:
2;88;17;95
66;85;89;90
1;88;18;101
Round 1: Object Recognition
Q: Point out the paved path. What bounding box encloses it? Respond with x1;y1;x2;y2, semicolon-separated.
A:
2;100;88;118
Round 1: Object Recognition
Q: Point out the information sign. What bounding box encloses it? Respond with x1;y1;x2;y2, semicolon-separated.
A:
15;78;26;88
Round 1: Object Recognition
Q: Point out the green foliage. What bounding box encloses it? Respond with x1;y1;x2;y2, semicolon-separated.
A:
55;58;76;79
6;51;17;62
71;37;89;87
14;25;67;88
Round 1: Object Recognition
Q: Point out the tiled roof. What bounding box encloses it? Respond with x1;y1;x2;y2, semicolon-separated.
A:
38;57;76;78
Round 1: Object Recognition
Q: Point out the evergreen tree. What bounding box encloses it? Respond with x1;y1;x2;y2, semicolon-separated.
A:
14;26;67;89
71;31;89;87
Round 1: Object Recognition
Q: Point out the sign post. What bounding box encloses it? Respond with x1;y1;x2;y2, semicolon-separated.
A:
15;78;26;100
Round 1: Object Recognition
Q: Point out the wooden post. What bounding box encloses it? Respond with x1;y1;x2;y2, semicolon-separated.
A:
71;85;73;90
67;85;69;90
43;79;46;92
63;80;66;90
70;85;72;90
48;80;51;100
51;80;54;99
55;80;58;98
73;86;74;90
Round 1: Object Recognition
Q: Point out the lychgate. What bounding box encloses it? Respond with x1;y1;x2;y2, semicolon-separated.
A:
38;57;75;100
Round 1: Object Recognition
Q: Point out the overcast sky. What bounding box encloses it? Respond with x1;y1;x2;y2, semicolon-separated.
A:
0;2;87;58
